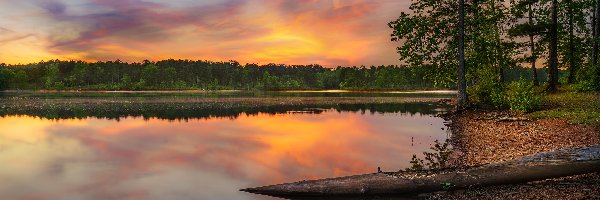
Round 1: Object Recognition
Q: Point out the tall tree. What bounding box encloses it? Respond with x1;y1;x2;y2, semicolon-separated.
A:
389;0;460;88
557;0;591;84
508;0;547;86
458;0;468;106
591;0;600;67
528;1;541;86
594;0;600;89
566;0;577;83
547;0;559;92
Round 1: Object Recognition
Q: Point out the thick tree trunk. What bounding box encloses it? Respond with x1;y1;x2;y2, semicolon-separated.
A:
241;146;600;198
547;0;559;92
457;0;467;107
529;4;539;86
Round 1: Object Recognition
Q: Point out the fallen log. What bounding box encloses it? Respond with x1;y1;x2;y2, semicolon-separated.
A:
241;145;600;198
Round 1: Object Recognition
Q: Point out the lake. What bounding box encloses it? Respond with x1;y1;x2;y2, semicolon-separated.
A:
0;91;453;200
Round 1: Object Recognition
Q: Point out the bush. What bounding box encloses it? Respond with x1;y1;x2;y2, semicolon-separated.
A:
468;76;542;112
172;80;188;89
573;80;596;92
53;81;65;89
505;79;542;112
467;79;506;108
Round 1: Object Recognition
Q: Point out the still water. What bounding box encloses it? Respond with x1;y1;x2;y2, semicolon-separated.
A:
0;95;450;200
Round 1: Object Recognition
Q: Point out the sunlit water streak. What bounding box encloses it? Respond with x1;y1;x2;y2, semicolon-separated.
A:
0;109;448;200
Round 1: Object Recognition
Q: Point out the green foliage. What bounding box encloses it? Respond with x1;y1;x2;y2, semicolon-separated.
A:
388;0;458;88
573;63;599;92
120;74;132;89
53;81;65;89
69;62;88;86
467;78;506;108
505;79;542;112
43;63;60;89
390;0;598;108
389;0;520;89
0;60;443;91
0;67;9;90
573;80;597;92
141;64;161;87
468;74;542;112
134;78;146;90
172;80;188;89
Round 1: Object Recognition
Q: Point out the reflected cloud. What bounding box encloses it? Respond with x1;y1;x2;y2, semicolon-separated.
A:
0;110;447;200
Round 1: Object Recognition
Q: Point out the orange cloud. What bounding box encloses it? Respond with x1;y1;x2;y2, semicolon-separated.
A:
0;0;410;67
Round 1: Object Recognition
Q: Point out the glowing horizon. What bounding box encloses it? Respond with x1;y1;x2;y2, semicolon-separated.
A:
0;0;410;67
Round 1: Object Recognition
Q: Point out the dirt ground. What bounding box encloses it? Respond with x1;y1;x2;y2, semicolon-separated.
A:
428;109;600;199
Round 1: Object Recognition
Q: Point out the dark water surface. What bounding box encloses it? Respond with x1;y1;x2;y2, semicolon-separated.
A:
0;92;452;200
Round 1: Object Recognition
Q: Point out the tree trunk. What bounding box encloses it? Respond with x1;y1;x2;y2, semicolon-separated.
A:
594;2;598;67
567;0;577;84
594;0;600;90
241;146;600;198
458;0;467;107
547;0;559;92
529;4;539;86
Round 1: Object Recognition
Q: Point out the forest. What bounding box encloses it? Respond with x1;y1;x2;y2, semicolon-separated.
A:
387;0;599;110
0;59;554;91
0;60;440;91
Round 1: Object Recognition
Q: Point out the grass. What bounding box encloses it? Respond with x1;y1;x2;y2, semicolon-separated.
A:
529;88;600;124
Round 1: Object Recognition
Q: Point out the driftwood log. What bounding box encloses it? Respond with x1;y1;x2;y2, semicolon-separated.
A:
241;145;600;198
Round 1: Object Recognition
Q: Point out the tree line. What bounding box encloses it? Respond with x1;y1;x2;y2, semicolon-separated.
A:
0;60;445;91
0;59;559;92
389;0;600;109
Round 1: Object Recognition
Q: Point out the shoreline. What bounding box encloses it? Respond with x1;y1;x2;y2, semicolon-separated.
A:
236;90;600;199
431;97;600;199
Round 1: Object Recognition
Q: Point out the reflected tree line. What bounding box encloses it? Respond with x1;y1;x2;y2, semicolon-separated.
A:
0;102;450;121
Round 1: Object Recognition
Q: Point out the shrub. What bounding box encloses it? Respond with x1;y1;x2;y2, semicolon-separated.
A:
573;80;596;92
53;81;65;89
505;79;542;112
172;80;188;89
467;79;506;108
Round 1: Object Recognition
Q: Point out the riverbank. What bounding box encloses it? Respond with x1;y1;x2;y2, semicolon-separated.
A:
431;90;600;199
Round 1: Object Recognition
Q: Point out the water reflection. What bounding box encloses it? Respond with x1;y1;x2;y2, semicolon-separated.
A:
406;139;454;171
0;102;450;120
0;108;449;200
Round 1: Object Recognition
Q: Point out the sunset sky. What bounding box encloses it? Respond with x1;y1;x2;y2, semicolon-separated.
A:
0;0;411;67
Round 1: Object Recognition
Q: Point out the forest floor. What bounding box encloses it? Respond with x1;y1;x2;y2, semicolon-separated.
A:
429;89;600;199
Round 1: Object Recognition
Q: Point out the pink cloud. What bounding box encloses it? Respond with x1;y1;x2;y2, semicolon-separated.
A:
3;0;409;67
